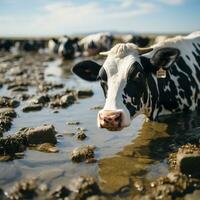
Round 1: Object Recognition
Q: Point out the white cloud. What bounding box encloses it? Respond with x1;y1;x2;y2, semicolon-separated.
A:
0;0;190;36
0;0;157;36
29;0;157;35
158;0;185;5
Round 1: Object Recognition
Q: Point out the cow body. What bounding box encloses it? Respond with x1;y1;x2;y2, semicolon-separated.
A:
142;32;200;119
78;32;113;56
73;31;200;131
122;34;151;47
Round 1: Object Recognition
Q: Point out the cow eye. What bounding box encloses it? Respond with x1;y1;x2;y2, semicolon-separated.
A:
128;71;143;82
135;72;143;79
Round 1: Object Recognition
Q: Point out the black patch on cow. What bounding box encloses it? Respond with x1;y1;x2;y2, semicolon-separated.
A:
100;81;108;98
126;103;136;117
98;67;107;81
193;43;200;55
123;62;147;117
98;67;108;97
146;74;159;119
140;56;158;73
179;90;184;99
186;55;191;61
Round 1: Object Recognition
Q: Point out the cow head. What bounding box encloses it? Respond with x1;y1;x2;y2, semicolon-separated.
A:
58;37;79;59
73;43;180;131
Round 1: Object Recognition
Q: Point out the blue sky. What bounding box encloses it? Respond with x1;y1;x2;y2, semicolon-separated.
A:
0;0;199;36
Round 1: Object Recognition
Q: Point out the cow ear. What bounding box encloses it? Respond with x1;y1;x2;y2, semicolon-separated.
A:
72;60;101;81
150;48;180;70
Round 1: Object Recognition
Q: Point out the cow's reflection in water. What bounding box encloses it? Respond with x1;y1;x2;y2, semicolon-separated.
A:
98;111;200;196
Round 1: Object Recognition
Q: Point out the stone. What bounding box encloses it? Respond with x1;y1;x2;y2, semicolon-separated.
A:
69;176;101;200
0;107;16;118
0;96;20;108
19;124;57;145
50;185;71;199
77;89;94;98
67;121;80;126
11;86;28;92
76;130;87;140
6;178;37;200
60;94;76;107
148;172;200;200
0;134;27;156
71;145;95;162
28;94;50;104
169;144;200;177
22;104;43;112
34;143;59;153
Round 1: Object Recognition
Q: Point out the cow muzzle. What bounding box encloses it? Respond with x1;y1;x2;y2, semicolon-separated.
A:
98;110;123;131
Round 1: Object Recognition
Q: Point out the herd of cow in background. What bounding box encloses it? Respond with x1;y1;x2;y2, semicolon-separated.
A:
0;32;169;59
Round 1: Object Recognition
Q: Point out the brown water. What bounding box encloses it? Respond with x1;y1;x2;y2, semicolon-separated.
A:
1;55;200;198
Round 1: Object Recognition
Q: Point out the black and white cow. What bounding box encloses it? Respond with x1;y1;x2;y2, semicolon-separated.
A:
73;31;200;131
122;34;151;47
78;32;113;56
48;38;60;54
58;36;79;60
48;36;79;59
0;39;14;52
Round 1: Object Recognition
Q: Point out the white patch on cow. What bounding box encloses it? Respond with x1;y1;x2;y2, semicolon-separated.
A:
48;39;57;53
124;96;135;106
79;32;112;54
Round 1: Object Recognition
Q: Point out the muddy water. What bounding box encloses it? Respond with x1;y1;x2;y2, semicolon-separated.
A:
1;55;200;198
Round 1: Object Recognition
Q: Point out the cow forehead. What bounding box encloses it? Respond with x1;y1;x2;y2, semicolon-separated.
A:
101;43;141;77
103;53;140;79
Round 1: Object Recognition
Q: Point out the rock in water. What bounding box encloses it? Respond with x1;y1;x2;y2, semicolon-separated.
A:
69;176;101;200
76;130;87;140
34;143;59;153
6;178;38;200
71;145;95;162
22;104;43;112
0;107;16;118
169;144;200;177
50;185;71;199
77;89;94;98
19;124;57;145
141;172;200;200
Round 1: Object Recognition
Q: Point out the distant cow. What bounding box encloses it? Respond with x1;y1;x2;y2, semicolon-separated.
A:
20;40;46;52
78;32;113;56
122;34;151;47
58;36;79;60
48;36;79;59
73;31;200;131
0;39;13;52
48;38;60;54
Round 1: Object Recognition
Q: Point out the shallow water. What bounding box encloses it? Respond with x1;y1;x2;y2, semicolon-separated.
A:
1;54;200;198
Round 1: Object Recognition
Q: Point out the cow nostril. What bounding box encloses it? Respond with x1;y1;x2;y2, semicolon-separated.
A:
115;115;121;122
104;119;110;123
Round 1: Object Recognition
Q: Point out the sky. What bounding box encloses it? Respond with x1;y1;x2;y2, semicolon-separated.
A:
0;0;200;36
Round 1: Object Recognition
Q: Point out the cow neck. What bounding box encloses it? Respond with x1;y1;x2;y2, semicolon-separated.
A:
142;73;160;120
